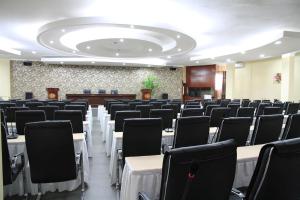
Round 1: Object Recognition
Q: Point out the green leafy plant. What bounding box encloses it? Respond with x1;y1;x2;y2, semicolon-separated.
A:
142;75;159;93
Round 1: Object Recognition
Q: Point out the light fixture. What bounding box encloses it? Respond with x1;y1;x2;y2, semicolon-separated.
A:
176;34;181;39
49;40;54;44
177;48;182;52
60;61;64;64
119;38;124;42
148;64;151;67
72;50;76;53
211;57;215;60
31;51;37;54
91;61;95;64
86;46;91;50
115;52;119;56
148;48;153;52
130;24;135;29
274;40;282;45
167;56;171;59
241;51;246;54
195;61;199;64
61;29;66;33
260;54;265;58
226;58;232;62
122;63;126;66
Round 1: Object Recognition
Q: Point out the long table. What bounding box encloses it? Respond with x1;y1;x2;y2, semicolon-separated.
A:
66;94;136;107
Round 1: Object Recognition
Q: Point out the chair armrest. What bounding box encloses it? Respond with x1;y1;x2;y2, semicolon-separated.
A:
162;144;171;154
231;188;246;198
11;152;24;168
138;192;152;200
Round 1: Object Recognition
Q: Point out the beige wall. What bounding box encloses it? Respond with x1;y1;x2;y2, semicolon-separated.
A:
0;59;11;100
292;53;300;101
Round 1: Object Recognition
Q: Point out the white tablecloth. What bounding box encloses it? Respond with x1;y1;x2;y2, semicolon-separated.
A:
120;145;263;200
4;134;89;197
109;131;174;185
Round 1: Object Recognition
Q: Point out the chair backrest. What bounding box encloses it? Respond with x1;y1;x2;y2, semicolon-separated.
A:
185;102;199;106
251;114;284;145
209;107;230;127
136;105;153;118
70;102;88;113
160;140;237;200
285;103;300;115
150;109;173;130
6;107;30;122
220;99;231;107
0;109;6;124
37;105;59;120
1;123;13;185
203;101;217;110
16;110;46;135
0;103;16;115
162;104;180;119
249;102;259;109
128;102;143;110
181;108;204;117
282;114;300;140
114;111;141;132
48;101;66;110
184;105;201;109
24;121;77;183
256;103;271;116
283;101;292;111
272;102;284;113
263;107;282;115
245;138;300;200
227;104;240;117
110;104;130;120
149;102;163;109
107;101;122;113
64;105;86;121
173;116;210;148
122;118;162;166
236;107;255;120
54;110;83;133
241;99;251;107
25;102;44;109
217;117;252;146
205;105;220;116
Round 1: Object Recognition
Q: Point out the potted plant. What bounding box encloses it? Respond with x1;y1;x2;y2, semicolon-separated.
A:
141;75;159;100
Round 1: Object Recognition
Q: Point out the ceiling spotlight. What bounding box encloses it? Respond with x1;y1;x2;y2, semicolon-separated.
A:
167;56;171;59
91;61;95;64
115;53;119;56
61;29;66;33
49;40;54;44
130;24;135;29
260;54;265;58
226;58;232;62
211;57;215;60
72;50;76;53
86;46;91;50
119;38;124;42
177;48;182;52
274;41;282;45
60;61;64;64
122;63;126;66
31;51;37;54
148;48;153;52
241;51;246;54
176;34;181;39
195;61;199;64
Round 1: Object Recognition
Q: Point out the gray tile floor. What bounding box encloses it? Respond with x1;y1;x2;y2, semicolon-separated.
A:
6;112;117;200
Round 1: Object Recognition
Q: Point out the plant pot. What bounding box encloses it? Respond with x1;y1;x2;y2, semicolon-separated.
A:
141;89;152;100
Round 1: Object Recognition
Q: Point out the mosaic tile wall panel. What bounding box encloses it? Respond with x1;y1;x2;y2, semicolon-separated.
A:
11;61;183;100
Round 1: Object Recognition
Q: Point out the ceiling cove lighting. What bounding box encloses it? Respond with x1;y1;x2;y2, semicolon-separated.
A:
0;47;22;55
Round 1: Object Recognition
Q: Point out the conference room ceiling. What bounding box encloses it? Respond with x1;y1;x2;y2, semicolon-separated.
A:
0;0;300;67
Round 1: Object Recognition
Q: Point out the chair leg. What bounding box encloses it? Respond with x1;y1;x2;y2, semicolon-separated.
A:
80;152;85;200
36;184;42;200
22;167;28;200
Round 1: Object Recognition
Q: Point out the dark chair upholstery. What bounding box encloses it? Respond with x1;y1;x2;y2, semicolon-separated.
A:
48;101;66;110
173;116;210;148
110;104;130;120
251;114;284;145
128;102;143;110
136;105;153;118
25;102;44;109
283;101;292;111
233;138;300;200
0;103;16;115
217;117;252;146
185;102;199;106
65;105;86;121
256;103;271;116
249;102;259;109
184;105;201;109
209;107;230;127
272;102;284;113
220;99;231;107
227;104;240;117
149;102;163;109
282;114;300;140
54;110;83;133
205;105;220;116
150;109;173;130
107;101;122;113
236;107;255;120
70;102;88;114
122;118;162;166
203;101;217;110
37;105;59;120
6;107;30;122
139;140;237;200
285;103;300;115
241;99;251;107
161;104;179;119
263;106;282;115
1;109;6;124
181;108;204;117
16;110;46;135
114;111;141;132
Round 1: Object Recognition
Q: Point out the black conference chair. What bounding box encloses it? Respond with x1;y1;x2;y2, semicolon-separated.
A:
25;102;44;110
205;105;220;116
232;99;241;104
161;104;178;119
227;104;240;117
285;103;300;115
272;102;284;113
149;102;163;109
65;105;86;121
202;101;217;110
1;109;6;125
128;102;143;110
37;105;59;120
139;140;237;200
181;108;204;117
248;102;259;109
0;103;16;115
255;103;271;116
184;105;201;109
6;107;30;136
283;101;292;111
16;100;28;107
209;107;230;128
185;102;199;106
172;116;210;148
107;101;122;113
136;105;153;118
232;138;300;200
236;107;255;121
220;99;231;107
114;111;141;132
24;121;84;199
168;103;181;118
263;106;282;115
2;123;26;195
250;114;284;145
241;99;251;107
110;104;130;120
282;114;300;140
54;110;83;133
15;110;46;135
150;109;173;131
216;117;252;146
48;101;66;110
70;102;88;114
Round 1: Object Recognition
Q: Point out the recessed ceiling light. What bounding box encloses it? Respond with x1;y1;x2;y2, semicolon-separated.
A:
241;51;246;54
86;46;91;50
60;61;64;64
31;51;37;54
49;40;54;44
148;48;153;52
274;41;282;45
115;53;119;56
91;61;95;64
72;50;76;53
176;34;181;39
195;61;199;64
148;64;151;67
177;48;182;52
122;63;126;66
167;56;171;59
61;29;66;33
119;38;124;42
211;57;215;60
130;25;135;29
226;58;232;62
260;54;265;58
